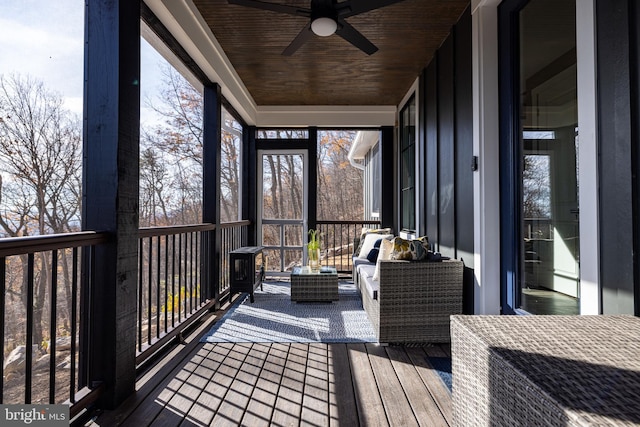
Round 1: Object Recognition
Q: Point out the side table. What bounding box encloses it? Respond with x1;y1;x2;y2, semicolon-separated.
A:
229;246;264;303
290;266;339;302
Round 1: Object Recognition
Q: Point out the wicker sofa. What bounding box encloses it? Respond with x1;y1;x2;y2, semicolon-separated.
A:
353;256;464;343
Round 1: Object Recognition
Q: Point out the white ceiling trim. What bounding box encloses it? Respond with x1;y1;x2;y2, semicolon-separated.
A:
144;0;398;127
256;105;397;127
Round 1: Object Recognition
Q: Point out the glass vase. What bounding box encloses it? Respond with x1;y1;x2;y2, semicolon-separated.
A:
308;247;321;273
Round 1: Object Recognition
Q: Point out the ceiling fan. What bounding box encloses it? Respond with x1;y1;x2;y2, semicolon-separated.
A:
227;0;408;55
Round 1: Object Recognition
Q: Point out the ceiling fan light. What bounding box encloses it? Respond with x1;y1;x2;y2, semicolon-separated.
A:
311;17;337;37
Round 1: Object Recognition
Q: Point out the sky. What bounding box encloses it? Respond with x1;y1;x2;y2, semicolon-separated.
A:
0;0;165;124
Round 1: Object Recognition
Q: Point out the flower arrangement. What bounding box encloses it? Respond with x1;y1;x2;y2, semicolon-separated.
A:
308;228;321;251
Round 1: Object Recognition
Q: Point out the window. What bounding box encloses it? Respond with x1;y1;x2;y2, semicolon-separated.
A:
400;96;416;232
516;0;579;314
256;129;308;139
371;142;381;216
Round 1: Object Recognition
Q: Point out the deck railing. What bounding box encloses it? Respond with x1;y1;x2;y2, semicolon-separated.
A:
136;223;214;364
218;221;250;294
136;221;249;366
316;220;381;273
0;219;398;414
0;231;108;412
0;221;250;418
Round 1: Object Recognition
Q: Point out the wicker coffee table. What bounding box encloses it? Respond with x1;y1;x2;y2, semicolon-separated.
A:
290;266;339;302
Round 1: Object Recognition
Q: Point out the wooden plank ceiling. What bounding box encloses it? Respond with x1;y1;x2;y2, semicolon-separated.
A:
192;0;470;106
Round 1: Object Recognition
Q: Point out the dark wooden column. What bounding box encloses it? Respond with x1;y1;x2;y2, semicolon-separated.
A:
82;0;140;408
203;84;222;305
308;128;318;232
244;126;258;245
380;126;395;229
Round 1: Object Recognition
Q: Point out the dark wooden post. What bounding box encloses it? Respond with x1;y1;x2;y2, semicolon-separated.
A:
307;128;318;233
203;84;222;305
380;126;395;229
82;0;140;408
244;126;258;245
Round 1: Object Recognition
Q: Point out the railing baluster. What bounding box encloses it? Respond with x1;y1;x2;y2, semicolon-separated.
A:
163;235;169;336
147;237;153;346
138;239;144;352
190;231;194;314
70;247;78;403
178;233;182;323
0;256;5;404
25;253;34;404
171;234;176;329
156;236;161;339
49;249;58;403
197;232;202;306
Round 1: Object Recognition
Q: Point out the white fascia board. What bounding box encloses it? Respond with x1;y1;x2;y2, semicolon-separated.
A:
349;130;380;160
256;105;397;127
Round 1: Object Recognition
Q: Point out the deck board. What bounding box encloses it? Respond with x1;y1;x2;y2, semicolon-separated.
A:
385;345;448;427
239;343;280;427
366;343;419;427
300;343;329;427
328;343;358;427
92;339;452;427
406;346;453;425
348;343;389;426
271;344;306;426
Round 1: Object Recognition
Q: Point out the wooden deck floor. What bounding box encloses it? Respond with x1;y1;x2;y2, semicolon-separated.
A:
89;304;452;426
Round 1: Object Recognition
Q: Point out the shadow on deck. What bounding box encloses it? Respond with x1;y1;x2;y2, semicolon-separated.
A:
86;297;453;427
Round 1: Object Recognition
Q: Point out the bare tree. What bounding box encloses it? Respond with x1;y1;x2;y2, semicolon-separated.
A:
139;147;170;227
0;73;82;350
219;110;241;223
523;154;551;218
317;130;363;220
147;66;203;166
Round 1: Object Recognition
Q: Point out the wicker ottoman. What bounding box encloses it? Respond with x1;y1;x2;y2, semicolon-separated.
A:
451;315;640;427
291;266;339;302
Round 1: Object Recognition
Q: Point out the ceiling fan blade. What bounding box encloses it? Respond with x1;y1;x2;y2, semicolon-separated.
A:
228;0;311;18
335;19;378;55
282;23;314;56
337;0;408;18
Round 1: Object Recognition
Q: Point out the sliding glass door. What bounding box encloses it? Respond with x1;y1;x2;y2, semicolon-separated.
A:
500;0;579;314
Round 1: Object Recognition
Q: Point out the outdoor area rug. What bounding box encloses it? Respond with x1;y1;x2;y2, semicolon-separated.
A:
426;356;452;393
201;280;378;343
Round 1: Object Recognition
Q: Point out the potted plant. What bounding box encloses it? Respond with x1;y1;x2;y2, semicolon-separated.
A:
307;229;321;272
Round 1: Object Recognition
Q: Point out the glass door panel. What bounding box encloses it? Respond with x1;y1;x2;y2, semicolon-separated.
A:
258;151;307;275
518;0;579;314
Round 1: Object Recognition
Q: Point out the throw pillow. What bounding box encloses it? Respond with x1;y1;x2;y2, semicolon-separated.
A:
354;227;392;255
373;238;394;281
391;236;430;261
366;248;380;263
358;233;393;259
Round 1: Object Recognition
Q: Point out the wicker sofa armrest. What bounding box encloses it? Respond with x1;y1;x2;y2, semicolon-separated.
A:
375;259;464;343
